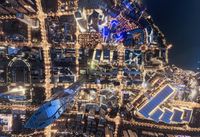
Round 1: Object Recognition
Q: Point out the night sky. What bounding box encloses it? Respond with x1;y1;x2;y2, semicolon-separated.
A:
143;0;200;70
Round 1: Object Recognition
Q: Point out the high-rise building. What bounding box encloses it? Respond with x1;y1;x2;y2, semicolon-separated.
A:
0;0;36;15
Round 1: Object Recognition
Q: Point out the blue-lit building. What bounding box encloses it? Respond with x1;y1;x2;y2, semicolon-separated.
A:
25;78;85;129
138;85;175;118
138;85;193;124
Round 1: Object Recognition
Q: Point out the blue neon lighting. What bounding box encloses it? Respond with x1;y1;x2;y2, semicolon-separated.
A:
110;20;119;27
123;0;133;10
102;26;110;37
114;33;125;42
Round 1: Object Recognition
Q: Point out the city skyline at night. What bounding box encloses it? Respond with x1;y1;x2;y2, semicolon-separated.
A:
0;0;200;137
